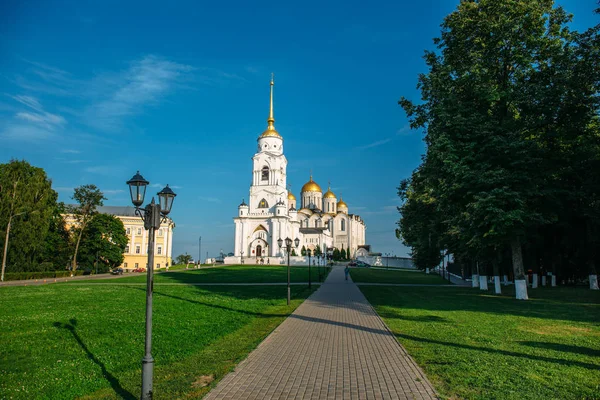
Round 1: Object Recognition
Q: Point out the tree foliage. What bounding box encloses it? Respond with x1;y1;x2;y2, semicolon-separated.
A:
176;254;193;265
0;160;58;274
397;0;600;295
69;185;106;272
78;214;128;272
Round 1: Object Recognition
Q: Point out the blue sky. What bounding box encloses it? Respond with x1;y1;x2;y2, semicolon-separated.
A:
1;1;597;259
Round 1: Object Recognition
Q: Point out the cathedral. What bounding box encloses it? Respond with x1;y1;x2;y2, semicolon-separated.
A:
227;77;367;263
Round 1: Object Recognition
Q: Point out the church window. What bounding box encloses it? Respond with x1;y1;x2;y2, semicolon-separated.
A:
126;227;131;235
261;166;269;181
125;245;129;253
258;198;269;208
341;219;346;231
315;220;318;228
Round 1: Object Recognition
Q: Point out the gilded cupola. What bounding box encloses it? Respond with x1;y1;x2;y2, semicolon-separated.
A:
301;175;322;193
323;184;336;199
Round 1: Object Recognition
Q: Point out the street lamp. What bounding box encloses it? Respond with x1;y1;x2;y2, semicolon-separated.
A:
278;236;300;305
307;248;312;289
240;250;244;264
126;171;176;400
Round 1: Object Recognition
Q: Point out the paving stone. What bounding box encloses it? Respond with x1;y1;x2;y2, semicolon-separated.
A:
204;266;438;400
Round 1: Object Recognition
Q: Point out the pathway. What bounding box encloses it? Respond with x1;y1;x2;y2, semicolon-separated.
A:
204;266;438;400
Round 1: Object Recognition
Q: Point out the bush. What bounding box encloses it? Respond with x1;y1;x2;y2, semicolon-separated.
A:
3;271;84;281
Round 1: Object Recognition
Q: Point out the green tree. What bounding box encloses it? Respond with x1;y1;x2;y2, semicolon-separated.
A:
333;248;340;261
78;214;128;272
0;160;57;279
346;248;351;260
301;245;306;256
176;253;193;266
41;202;71;270
291;249;297;256
69;185;106;274
314;246;322;257
398;0;596;298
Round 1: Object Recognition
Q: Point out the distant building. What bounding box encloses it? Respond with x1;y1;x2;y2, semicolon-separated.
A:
64;206;175;271
229;77;367;264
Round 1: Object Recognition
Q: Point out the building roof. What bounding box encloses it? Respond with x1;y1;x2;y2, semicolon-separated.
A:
96;205;139;217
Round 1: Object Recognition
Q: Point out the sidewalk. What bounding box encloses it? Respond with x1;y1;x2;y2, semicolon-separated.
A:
204;266;438;400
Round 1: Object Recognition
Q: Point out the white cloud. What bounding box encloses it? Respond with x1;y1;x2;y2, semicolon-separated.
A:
103;189;125;195
1;95;66;142
150;183;183;189
356;138;393;150
85;55;194;131
61;149;81;154
54;186;74;192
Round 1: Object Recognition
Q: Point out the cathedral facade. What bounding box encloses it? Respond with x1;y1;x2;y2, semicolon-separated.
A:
229;78;366;263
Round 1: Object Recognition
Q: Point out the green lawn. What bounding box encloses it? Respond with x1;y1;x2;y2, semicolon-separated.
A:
360;285;600;400
350;268;450;284
87;265;331;285
0;282;316;399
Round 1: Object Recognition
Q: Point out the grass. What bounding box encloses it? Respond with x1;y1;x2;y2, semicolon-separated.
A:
360;285;600;400
0;281;317;399
350;267;450;284
83;264;331;285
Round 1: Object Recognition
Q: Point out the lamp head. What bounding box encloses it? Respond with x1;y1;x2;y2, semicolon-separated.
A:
126;171;149;208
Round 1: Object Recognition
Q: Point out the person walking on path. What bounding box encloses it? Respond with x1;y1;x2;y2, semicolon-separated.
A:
344;265;350;280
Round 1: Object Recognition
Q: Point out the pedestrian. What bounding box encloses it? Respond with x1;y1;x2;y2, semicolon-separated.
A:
344;265;350;281
267;258;270;265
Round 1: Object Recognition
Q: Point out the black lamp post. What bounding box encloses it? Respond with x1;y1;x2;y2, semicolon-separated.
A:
307;249;312;289
126;171;176;400
278;236;300;305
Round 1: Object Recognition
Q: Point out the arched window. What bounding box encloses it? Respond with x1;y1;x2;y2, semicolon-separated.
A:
315;220;318;227
258;198;269;208
261;166;269;181
341;219;346;231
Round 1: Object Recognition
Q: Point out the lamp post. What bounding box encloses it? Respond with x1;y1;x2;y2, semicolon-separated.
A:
385;253;390;270
278;236;300;305
126;171;176;400
307;249;312;289
240;250;244;264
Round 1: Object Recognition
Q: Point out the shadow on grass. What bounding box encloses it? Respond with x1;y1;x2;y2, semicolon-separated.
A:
396;333;599;370
519;341;600;357
378;312;450;323
133;287;393;336
53;319;135;400
361;286;600;324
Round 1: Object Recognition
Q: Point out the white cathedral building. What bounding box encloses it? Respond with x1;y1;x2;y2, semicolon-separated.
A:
225;77;367;264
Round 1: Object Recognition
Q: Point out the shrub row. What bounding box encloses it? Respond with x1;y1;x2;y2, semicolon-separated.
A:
3;271;85;281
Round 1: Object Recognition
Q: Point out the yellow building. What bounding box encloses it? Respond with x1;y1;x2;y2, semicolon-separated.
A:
64;206;175;271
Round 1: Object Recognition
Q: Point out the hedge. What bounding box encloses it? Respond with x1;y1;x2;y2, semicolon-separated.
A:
3;271;85;281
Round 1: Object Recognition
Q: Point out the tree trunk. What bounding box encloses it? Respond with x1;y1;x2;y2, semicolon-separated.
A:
590;260;599;290
1;216;12;282
532;273;538;289
541;275;547;286
503;274;508;285
493;261;501;294
479;262;488;290
72;222;86;276
511;237;528;300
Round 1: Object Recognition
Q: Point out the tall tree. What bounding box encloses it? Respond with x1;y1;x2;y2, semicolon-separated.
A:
398;0;595;299
78;214;128;272
41;202;72;270
69;185;105;274
0;160;57;279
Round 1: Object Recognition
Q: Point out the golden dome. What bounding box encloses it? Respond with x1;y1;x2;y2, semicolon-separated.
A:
337;199;348;209
323;183;336;199
287;191;296;200
260;126;282;138
301;176;322;193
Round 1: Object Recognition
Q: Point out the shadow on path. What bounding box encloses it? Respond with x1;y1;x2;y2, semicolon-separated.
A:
53;319;135;399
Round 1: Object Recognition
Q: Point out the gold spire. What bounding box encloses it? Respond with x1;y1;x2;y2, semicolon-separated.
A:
260;74;282;138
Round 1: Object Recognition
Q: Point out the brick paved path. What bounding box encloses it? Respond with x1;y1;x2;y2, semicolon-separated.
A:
204;266;438;400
